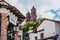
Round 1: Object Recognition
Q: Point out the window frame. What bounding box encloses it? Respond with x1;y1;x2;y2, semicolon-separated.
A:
40;33;44;38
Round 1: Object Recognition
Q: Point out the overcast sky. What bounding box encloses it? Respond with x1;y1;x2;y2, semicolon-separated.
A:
6;0;60;20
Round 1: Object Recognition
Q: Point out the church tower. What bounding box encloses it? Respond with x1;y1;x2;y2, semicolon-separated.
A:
30;6;37;22
26;11;31;22
26;6;37;22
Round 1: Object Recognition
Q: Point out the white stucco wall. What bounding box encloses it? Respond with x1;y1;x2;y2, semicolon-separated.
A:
18;30;23;40
29;33;37;40
55;22;60;40
0;8;11;15
28;30;33;33
37;20;56;39
0;8;18;25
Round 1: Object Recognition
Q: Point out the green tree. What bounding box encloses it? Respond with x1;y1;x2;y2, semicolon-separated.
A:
19;22;38;33
37;17;44;23
26;22;38;30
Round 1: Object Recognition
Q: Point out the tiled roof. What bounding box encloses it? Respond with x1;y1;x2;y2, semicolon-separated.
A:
0;0;25;23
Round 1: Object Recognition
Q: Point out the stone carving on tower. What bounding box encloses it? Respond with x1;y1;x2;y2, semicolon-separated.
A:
26;11;31;22
26;6;37;22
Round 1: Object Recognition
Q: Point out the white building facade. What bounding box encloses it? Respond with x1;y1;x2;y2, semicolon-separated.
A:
37;19;60;40
18;30;23;40
29;19;60;40
28;30;37;40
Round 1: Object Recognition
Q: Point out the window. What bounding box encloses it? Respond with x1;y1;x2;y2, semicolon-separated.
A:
33;19;36;22
40;33;44;38
35;36;37;40
18;35;21;40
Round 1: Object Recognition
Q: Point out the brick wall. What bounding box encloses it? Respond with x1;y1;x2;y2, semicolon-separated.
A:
1;13;8;40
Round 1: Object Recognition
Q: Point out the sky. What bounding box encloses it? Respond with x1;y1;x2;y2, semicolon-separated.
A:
6;0;60;20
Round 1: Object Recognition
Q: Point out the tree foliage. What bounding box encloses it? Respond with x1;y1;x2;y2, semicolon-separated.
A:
19;22;38;33
38;17;44;21
19;17;44;33
37;17;44;23
26;22;38;30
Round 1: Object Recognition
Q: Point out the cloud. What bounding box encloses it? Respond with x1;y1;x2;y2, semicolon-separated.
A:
6;0;60;20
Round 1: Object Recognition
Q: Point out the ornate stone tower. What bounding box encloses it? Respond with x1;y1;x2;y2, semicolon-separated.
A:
26;11;31;22
30;6;37;22
26;6;37;22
